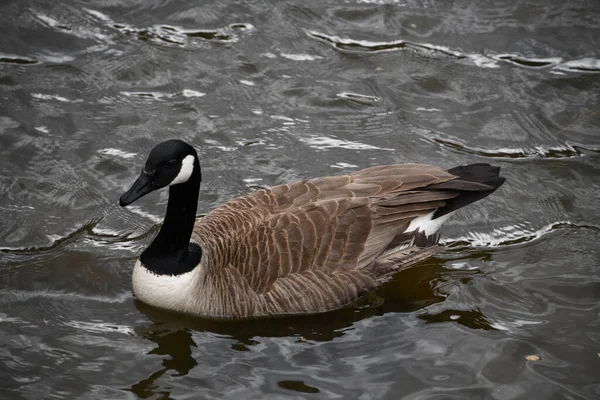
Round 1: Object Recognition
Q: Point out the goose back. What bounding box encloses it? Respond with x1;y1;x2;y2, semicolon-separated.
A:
189;164;461;318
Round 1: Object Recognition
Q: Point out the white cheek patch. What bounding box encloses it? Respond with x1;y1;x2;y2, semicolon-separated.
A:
170;154;195;186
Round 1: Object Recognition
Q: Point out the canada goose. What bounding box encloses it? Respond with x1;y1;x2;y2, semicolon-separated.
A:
119;139;505;319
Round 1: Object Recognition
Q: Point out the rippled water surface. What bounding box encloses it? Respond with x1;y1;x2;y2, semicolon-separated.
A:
1;0;600;398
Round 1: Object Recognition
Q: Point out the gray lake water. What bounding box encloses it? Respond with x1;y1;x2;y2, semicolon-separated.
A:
1;0;599;399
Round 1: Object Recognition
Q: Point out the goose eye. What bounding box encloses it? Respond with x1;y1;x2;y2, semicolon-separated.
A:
166;159;178;167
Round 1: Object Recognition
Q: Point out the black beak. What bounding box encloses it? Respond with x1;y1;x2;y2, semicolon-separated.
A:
119;170;154;206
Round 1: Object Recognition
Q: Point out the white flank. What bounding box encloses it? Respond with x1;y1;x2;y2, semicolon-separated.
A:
170;155;195;186
132;260;202;313
404;211;455;236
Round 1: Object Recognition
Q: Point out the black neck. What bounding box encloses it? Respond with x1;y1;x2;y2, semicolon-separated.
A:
140;159;203;276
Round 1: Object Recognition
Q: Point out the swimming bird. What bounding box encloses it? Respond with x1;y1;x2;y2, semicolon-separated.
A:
119;139;505;319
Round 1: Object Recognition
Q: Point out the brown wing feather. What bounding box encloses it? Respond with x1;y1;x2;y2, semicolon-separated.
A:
191;163;458;317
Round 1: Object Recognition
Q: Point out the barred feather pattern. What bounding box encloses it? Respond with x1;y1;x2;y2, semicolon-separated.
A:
180;164;465;318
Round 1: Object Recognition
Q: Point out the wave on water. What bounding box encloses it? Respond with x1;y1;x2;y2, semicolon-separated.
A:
442;221;594;248
0;289;131;304
307;30;600;74
432;137;587;159
63;320;135;335
83;8;253;46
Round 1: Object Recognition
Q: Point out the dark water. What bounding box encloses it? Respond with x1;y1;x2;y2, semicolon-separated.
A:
1;0;600;398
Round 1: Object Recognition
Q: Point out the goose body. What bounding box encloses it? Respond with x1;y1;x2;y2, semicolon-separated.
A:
120;140;505;319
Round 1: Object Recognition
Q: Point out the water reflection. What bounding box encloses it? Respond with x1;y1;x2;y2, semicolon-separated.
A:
129;327;197;398
126;256;495;397
1;0;599;398
277;380;320;394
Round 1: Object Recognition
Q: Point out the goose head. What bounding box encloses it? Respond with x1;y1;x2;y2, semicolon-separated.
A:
119;139;199;206
119;140;202;276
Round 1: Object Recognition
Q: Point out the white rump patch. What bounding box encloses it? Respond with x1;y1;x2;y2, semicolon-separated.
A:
170;154;195;186
404;211;455;236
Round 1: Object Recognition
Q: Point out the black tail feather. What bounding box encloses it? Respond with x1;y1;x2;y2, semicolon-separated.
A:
429;163;505;218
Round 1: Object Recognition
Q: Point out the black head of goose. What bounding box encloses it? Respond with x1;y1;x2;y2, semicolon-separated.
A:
120;139;505;319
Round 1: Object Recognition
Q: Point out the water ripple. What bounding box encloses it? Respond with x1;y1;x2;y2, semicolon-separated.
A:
433;137;586;159
0;290;131;304
308;30;465;58
0;53;38;65
299;135;394;151
492;54;563;69
308;30;600;74
443;221;598;249
0;1;598;399
34;12;111;41
84;7;253;47
63;320;135;335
